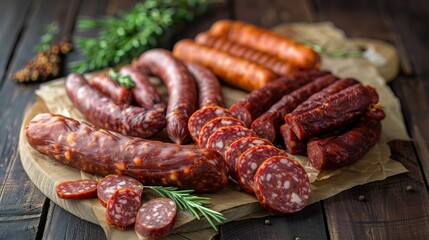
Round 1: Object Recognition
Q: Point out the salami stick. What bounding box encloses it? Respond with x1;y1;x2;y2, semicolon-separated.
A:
195;32;297;76
285;84;379;140
25;113;229;193
66;73;165;138
229;70;329;126
251;74;338;142
307;117;382;170
209;20;320;70
184;62;225;109
89;74;132;104
282;78;360;154
135;49;197;144
119;65;166;113
173;39;276;91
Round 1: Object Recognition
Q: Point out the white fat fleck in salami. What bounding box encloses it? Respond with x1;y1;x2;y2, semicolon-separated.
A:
188;106;233;144
224;137;273;178
135;198;177;239
106;188;142;230
254;156;310;214
236;145;286;194
55;179;98;199
199;117;245;148
97;175;143;207
207;126;256;159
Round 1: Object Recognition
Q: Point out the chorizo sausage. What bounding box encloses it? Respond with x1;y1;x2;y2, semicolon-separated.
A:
89;74;133;104
173;39;276;91
184;62;225;108
230;70;329;126
285;84;379;140
195;32;297;76
119;65;166;113
134;49;197;144
55;179;98;199
254;156;311;214
66;73;166;138
307;117;382;170
135;198;177;239
25;113;229;193
236;145;287;194
251;74;338;142
209;20;320;70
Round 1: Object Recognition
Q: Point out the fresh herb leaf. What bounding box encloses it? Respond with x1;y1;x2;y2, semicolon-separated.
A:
146;186;226;232
72;0;208;73
108;69;135;88
35;22;59;52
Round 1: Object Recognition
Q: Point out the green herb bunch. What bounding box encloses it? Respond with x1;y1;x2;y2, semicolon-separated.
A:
72;0;207;73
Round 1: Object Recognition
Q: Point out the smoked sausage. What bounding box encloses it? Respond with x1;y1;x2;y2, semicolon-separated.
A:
25;113;229;193
89;74;132;104
66;73;166;138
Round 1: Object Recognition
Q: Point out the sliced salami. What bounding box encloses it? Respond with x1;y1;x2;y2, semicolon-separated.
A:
55;179;98;199
97;175;144;207
224;137;273;178
135;198;177;239
188;106;233;144
207;126;257;158
198;117;245;148
106;188;142;230
236;145;287;194
254;156;310;214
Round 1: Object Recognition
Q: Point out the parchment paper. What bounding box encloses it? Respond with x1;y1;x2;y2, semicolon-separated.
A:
34;22;408;239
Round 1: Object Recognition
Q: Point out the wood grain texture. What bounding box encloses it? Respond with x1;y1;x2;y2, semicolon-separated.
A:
233;0;314;27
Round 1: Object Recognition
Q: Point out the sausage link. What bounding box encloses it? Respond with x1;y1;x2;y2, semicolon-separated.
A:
25;113;229;193
119;65;166;113
195;32;297;76
251;74;338;142
173;39;276;91
285;84;379;140
89;74;133;104
135;49;197;144
66;73;165;138
229;70;330;126
209;20;320;70
184;62;225;108
307;117;382;170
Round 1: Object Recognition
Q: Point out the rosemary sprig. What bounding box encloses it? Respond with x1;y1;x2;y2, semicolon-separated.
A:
146;186;226;231
35;23;59;52
108;69;135;88
304;41;364;58
72;0;207;73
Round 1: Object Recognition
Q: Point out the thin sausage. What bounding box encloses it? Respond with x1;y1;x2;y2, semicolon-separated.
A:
25;113;229;193
251;74;338;142
66;73;166;138
229;70;329;126
119;65;166;113
135;49;197;144
173;39;276;91
195;32;297;76
89;74;133;104
209;20;320;70
184;62;225;108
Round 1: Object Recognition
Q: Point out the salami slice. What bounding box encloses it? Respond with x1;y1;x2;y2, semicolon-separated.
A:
254;156;310;214
97;175;144;207
224;137;273;178
55;179;98;199
207;126;257;158
236;145;287;194
188;106;234;144
198;117;245;148
106;188;142;230
135;198;177;239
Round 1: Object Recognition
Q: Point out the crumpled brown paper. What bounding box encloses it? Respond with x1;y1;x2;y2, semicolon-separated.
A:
33;22;408;240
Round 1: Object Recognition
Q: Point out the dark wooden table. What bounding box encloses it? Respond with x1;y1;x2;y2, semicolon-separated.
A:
1;0;429;239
